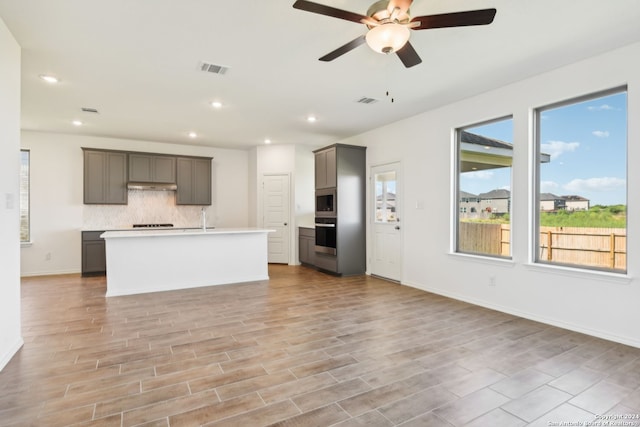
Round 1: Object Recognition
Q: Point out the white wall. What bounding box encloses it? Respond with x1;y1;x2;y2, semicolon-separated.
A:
20;131;249;276
294;145;315;229
0;17;23;370
339;41;640;348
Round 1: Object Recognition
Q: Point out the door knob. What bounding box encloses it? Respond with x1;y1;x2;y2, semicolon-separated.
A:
284;222;288;226
395;226;400;230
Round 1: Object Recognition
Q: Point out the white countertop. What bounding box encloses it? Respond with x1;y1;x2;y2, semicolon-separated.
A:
101;227;274;239
82;226;199;232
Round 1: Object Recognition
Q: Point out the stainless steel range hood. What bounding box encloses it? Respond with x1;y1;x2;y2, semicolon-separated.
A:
127;182;177;191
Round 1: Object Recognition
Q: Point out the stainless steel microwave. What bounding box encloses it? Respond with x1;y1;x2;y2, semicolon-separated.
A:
315;188;336;217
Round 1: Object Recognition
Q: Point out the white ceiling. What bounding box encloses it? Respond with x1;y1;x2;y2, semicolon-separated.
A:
1;0;640;150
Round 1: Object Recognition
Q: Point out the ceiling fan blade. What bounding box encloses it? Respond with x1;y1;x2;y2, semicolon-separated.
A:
396;42;422;68
293;0;371;24
319;35;367;62
411;9;496;30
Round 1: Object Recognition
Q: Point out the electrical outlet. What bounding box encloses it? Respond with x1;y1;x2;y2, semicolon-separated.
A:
489;275;496;286
45;252;51;261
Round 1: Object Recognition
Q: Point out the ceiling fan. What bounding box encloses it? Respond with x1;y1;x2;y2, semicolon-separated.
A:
292;0;496;68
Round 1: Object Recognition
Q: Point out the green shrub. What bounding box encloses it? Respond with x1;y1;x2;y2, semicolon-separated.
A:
540;207;626;228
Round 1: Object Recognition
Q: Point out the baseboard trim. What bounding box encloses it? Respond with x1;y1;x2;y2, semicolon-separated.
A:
20;269;81;277
0;337;24;371
402;279;640;349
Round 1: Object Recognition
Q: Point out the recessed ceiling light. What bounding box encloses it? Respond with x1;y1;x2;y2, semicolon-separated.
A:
264;139;272;144
307;115;317;123
211;101;222;109
188;132;197;138
72;120;83;126
40;74;59;84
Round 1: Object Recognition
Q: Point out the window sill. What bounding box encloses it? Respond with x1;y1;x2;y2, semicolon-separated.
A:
524;262;631;285
448;252;515;268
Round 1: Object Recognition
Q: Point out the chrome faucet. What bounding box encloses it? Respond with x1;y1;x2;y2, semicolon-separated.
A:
201;207;207;231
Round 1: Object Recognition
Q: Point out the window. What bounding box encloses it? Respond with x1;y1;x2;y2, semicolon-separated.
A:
20;150;30;243
455;117;513;258
535;88;627;272
375;171;397;222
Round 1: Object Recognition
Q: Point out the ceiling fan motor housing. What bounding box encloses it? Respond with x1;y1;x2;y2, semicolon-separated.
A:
366;0;411;26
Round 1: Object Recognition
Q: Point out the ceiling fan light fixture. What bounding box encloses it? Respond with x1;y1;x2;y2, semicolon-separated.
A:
365;23;410;54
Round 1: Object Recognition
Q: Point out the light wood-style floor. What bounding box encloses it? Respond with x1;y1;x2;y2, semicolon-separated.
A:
2;265;640;426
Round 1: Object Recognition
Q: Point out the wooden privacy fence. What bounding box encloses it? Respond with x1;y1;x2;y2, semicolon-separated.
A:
459;223;626;270
539;226;626;270
458;222;510;256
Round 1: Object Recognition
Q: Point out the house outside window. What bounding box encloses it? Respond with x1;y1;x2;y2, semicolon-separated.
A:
20;149;30;243
534;88;627;272
455;118;514;258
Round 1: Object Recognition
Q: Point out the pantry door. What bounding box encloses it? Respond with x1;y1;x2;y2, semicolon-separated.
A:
371;162;402;282
263;174;290;264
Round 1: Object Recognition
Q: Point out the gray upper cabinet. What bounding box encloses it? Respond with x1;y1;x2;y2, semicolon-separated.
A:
83;149;127;204
176;157;212;205
129;154;176;183
314;147;337;189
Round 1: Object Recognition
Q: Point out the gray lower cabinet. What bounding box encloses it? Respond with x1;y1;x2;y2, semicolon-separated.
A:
83;149;127;204
299;227;339;273
299;227;316;266
176;157;212;205
313;252;338;273
82;231;106;276
129;154;176;183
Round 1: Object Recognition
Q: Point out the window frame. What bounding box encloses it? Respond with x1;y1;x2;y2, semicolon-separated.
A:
532;86;627;273
20;149;31;244
454;115;514;259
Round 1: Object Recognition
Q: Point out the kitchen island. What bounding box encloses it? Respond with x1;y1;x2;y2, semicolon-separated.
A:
101;228;273;297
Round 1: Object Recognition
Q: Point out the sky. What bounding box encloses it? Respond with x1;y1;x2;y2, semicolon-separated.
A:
460;90;627;206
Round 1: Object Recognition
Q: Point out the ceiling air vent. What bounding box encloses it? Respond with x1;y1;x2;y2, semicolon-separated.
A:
81;107;99;114
356;97;379;104
198;61;229;75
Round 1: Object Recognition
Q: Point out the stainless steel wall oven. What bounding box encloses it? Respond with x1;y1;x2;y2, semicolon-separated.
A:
315;217;336;255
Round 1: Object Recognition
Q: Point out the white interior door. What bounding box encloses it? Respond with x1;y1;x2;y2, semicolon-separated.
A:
371;163;402;281
263;174;290;264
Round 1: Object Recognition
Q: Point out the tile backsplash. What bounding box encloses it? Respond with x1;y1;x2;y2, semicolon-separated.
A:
83;190;211;229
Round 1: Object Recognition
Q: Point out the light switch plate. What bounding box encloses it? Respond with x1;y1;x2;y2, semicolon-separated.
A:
5;193;14;209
